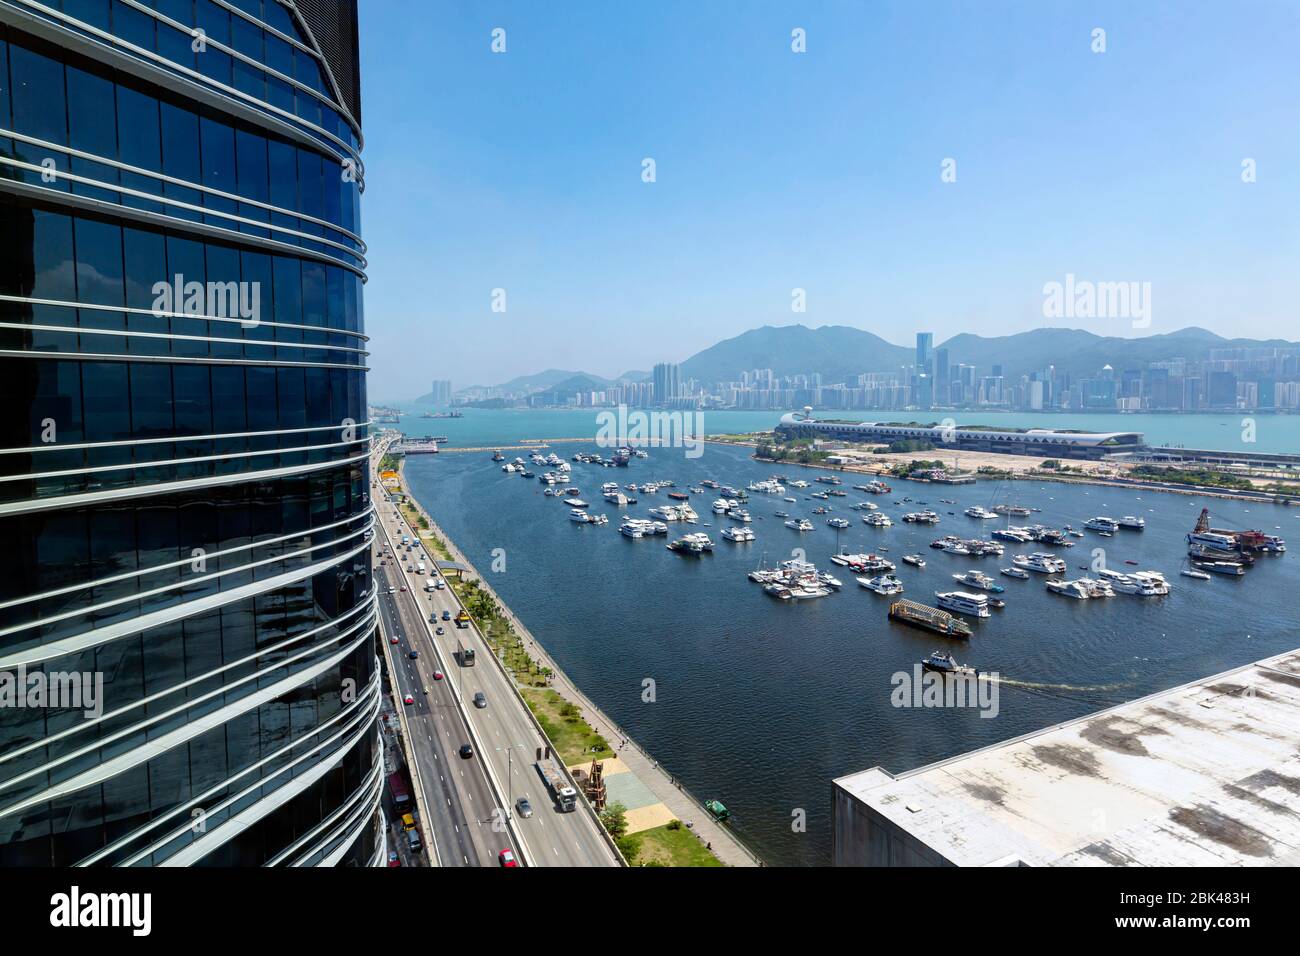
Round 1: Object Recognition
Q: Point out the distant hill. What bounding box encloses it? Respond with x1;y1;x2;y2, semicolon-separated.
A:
936;327;1300;381
680;325;913;384
456;325;1299;400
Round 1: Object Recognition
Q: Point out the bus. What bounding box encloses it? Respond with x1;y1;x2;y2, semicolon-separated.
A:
387;771;412;813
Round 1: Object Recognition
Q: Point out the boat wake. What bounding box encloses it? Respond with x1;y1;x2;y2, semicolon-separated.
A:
986;675;1134;706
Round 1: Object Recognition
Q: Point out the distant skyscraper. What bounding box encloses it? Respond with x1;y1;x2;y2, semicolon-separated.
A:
0;0;381;866
916;333;933;372
653;362;682;405
429;379;453;406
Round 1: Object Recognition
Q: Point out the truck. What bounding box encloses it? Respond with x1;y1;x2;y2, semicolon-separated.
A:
457;640;475;667
454;610;470;628
534;758;578;812
387;771;412;814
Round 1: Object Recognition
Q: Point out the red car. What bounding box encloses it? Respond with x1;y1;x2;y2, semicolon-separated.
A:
389;636;399;645
387;850;401;868
498;848;518;868
432;670;444;681
403;693;414;705
400;586;408;592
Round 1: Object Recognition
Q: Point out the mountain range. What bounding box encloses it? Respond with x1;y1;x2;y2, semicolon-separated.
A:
427;325;1299;400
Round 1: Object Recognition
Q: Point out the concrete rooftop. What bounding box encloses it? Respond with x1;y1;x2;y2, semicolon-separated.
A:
835;648;1300;866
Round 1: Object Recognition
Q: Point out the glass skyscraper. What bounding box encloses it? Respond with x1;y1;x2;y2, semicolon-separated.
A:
0;0;381;865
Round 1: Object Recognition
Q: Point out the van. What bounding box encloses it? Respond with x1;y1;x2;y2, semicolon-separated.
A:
406;828;422;853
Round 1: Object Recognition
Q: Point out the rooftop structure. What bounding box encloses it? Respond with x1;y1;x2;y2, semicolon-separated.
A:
778;412;1144;459
833;648;1300;866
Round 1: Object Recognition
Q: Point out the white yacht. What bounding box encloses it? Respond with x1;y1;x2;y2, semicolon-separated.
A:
818;572;844;590
951;571;1004;593
712;499;733;514
785;518;814;532
1084;516;1120;533
1046;578;1094;599
1012;552;1067;574
965;507;999;520
826;517;850;529
789;480;810;489
619;518;653;538
992;527;1035;543
858;574;904;595
667;532;713;554
569;508;593;522
721;526;756;542
1000;566;1030;580
728;509;753;523
902;511;941;524
934;591;992;618
1118;515;1146;530
850;501;878;511
562;498;588;508
1097;568;1169;596
862;512;892;527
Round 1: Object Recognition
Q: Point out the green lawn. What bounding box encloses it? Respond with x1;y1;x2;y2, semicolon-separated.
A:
521;688;612;765
631;823;724;867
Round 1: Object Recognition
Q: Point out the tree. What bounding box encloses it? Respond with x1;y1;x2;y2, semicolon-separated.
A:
600;803;629;839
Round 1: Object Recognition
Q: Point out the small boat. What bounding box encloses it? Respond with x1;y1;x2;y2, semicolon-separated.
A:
1000;567;1030;580
1180;568;1212;581
921;651;977;676
704;799;730;821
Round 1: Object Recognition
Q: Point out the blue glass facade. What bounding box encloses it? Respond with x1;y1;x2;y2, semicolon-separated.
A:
0;0;381;866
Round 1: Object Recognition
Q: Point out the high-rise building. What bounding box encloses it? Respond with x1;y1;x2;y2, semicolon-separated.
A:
652;362;681;405
0;1;382;866
428;379;452;406
915;332;933;372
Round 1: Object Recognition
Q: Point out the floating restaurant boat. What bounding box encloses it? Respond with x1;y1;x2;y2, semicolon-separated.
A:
935;591;992;618
888;600;973;639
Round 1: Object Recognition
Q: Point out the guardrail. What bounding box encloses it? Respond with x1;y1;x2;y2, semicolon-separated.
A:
396;462;626;866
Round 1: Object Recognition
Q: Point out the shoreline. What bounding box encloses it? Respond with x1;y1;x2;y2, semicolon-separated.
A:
395;456;764;867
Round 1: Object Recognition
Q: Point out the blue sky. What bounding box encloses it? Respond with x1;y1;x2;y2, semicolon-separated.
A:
357;1;1300;398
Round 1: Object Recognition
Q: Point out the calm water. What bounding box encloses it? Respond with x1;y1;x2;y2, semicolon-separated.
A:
405;441;1300;866
384;407;1300;455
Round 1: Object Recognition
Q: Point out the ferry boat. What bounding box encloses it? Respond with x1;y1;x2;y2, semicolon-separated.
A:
902;554;926;568
888;600;973;639
1084;516;1120;533
859;574;904;595
721;526;756;543
826;517;851;529
921;651;976;676
965;507;999;520
1000;566;1031;580
934;591;992;618
951;571;1004;593
862;512;892;527
785;518;814;532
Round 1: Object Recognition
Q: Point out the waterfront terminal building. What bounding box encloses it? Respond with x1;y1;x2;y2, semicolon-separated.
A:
0;0;382;865
777;411;1146;460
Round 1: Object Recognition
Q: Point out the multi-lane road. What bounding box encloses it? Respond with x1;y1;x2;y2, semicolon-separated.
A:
371;438;620;867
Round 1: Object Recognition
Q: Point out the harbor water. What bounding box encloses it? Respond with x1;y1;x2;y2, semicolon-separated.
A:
404;436;1300;866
